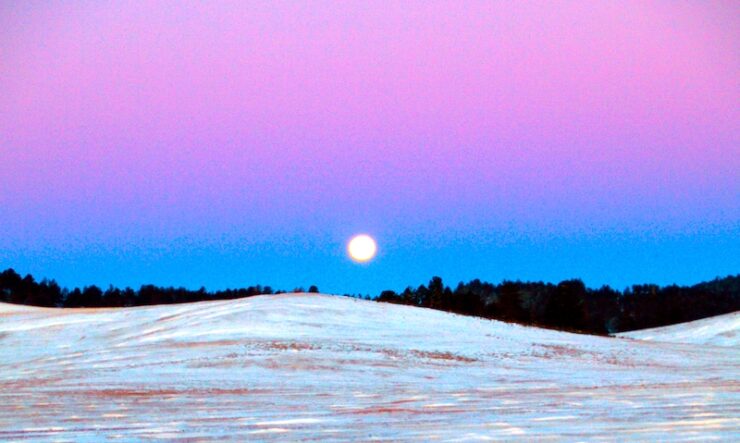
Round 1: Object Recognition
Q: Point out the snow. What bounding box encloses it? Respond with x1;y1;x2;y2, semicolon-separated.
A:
617;311;740;347
1;294;738;441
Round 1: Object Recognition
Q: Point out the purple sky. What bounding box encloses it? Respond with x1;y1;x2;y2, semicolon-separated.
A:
1;1;738;294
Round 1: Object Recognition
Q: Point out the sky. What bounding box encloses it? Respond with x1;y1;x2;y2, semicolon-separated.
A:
1;1;738;295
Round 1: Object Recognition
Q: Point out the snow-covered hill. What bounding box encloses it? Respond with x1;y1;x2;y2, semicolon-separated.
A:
1;294;738;441
617;311;739;347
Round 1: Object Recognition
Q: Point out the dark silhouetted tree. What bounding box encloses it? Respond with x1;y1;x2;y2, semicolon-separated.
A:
543;279;587;330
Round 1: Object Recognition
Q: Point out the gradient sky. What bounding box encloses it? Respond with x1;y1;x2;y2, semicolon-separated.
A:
1;1;738;294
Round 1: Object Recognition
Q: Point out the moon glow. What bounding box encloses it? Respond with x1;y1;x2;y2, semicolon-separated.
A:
347;234;377;263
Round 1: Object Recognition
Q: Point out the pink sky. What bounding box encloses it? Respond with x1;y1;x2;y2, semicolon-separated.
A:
0;1;738;291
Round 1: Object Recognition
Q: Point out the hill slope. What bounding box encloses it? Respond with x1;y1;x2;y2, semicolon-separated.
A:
1;294;738;441
617;311;739;347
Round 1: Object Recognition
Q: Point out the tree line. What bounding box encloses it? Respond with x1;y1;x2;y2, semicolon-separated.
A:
377;275;740;334
0;268;318;309
1;267;737;334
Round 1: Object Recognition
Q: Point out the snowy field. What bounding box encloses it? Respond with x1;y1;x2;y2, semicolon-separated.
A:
618;311;739;347
1;294;738;441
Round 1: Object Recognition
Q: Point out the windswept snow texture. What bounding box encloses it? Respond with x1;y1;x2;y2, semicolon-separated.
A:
1;294;738;441
618;312;740;347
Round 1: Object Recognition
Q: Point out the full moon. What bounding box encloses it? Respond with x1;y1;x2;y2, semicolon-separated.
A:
347;234;377;263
